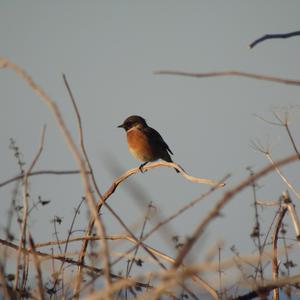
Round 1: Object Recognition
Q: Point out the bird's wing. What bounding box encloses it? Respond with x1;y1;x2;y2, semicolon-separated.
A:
144;127;174;155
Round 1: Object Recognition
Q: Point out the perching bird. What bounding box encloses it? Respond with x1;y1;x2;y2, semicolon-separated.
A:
118;115;179;173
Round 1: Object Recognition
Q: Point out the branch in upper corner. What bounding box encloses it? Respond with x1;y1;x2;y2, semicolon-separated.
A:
154;70;300;86
249;30;300;49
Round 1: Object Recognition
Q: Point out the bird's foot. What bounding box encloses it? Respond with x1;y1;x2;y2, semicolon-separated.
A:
139;162;148;173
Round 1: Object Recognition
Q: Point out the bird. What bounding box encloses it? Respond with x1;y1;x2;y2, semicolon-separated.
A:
118;115;179;173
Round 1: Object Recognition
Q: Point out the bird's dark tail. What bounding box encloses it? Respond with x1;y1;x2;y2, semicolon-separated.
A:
163;153;180;173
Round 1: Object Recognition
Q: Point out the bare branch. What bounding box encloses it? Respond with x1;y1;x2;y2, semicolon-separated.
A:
0;169;84;188
265;152;300;201
249;30;300;49
62;74;103;197
102;161;225;202
250;139;300;201
286;202;300;244
154;70;300;86
256;199;280;207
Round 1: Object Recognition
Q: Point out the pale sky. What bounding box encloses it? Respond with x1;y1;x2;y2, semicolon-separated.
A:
1;1;300;292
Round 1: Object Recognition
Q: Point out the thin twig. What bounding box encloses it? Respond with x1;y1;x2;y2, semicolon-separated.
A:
266;153;300;201
62;74;103;198
218;247;223;299
250;139;300;201
3;180;20;269
256;199;280;206
286;202;300;245
249;30;300;49
126;203;152;278
52;217;63;254
0;169;85;188
272;204;287;300
49;199;85;294
248;167;264;281
29;234;45;300
62;74;112;295
14;125;46;291
154;70;300;86
273;111;300;159
285;124;300;159
265;110;300;159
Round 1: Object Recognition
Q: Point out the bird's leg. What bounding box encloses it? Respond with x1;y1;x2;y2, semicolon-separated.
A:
139;161;149;173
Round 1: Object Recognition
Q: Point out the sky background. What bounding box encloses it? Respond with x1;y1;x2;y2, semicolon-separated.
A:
1;1;300;294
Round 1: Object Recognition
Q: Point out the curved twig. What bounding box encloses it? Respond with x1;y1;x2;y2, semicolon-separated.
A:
62;74;112;295
103;161;225;200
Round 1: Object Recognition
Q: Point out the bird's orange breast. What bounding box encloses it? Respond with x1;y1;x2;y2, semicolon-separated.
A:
126;129;155;162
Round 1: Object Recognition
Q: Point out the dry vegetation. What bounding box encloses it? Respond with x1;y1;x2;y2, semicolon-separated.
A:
1;32;300;300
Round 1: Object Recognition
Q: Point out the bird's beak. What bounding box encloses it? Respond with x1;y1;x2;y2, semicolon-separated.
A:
117;124;124;128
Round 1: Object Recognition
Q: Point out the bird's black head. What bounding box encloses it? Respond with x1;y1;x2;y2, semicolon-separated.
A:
118;115;148;131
